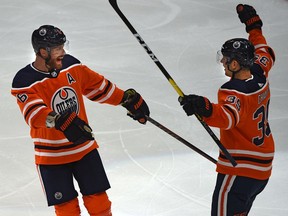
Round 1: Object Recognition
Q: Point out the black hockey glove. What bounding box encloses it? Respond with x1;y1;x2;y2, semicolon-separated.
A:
121;89;150;124
179;95;213;118
55;110;94;144
236;4;262;33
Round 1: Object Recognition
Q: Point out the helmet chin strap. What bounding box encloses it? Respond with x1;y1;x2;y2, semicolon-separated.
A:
44;47;54;72
227;60;242;79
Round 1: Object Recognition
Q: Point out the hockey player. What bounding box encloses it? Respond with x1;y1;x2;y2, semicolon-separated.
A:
179;4;275;216
11;25;150;216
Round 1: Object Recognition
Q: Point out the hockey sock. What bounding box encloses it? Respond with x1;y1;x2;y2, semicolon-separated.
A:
83;192;112;216
54;198;81;216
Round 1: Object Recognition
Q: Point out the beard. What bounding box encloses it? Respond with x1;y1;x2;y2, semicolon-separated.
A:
46;55;64;71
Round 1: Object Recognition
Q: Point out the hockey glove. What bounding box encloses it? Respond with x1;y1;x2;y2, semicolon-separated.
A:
121;89;150;124
55;110;94;144
236;4;262;33
179;94;213;118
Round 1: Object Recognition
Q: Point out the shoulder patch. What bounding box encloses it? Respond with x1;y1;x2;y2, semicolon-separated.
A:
226;95;236;103
16;93;28;103
225;95;240;111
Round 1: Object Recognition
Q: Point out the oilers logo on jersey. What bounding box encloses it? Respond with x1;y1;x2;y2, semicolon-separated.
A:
51;86;79;115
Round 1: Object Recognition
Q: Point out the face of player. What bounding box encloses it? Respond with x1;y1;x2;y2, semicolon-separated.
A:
220;56;233;77
216;51;233;77
47;44;66;70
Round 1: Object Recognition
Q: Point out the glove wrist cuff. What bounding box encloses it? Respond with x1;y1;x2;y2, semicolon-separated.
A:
60;112;77;131
121;88;137;105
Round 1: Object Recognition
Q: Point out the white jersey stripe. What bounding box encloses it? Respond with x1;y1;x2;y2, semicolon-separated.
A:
35;140;94;157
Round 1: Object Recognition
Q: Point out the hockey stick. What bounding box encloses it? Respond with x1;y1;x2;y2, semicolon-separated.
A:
109;0;237;167
146;116;217;164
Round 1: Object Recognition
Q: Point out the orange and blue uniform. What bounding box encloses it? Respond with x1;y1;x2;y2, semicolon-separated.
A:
11;54;124;212
205;29;275;216
11;54;124;166
204;29;275;180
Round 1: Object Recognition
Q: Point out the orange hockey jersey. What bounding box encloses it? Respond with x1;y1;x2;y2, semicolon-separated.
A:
204;30;275;180
11;54;124;165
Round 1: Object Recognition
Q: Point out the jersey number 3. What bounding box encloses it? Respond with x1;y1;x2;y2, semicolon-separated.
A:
253;99;271;146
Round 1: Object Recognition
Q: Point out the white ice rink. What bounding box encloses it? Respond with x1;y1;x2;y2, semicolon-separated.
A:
1;0;288;215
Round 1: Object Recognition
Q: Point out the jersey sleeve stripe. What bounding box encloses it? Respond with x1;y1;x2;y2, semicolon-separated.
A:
254;43;270;50
85;79;106;98
22;99;44;114
223;104;239;125
220;106;233;130
27;106;46;126
90;80;111;101
97;83;116;103
24;103;46;120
